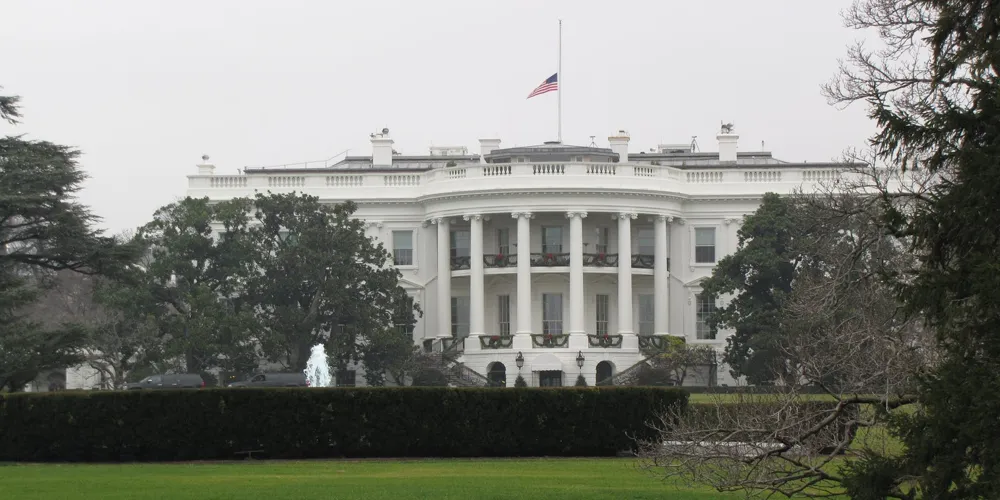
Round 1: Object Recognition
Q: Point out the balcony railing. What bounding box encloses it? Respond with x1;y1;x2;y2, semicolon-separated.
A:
479;335;514;349
587;334;623;348
583;253;618;267
531;333;570;348
632;254;655;269
450;256;471;270
530;252;570;266
484;254;516;268
638;335;670;351
449;253;666;271
191;163;850;196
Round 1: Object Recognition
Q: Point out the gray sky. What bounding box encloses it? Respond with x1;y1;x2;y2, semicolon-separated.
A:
2;0;872;232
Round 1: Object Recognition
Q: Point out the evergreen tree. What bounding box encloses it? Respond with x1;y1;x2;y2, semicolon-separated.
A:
0;88;135;390
825;1;1000;497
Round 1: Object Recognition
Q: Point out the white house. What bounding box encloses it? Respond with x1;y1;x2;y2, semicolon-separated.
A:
181;124;841;388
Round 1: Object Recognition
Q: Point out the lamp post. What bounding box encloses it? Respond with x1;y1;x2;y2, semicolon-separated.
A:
515;351;524;370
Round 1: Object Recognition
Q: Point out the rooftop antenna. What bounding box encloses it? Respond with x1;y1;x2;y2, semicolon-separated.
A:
588;135;596;147
690;136;699;152
761;140;766;151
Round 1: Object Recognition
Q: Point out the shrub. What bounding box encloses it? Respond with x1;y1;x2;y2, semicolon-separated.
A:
0;387;686;462
575;375;588;387
411;369;449;387
514;375;527;387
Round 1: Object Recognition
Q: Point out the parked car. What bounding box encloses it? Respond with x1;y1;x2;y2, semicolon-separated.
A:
227;372;309;388
126;374;205;390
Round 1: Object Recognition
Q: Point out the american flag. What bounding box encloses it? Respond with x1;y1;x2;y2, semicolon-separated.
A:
526;73;558;99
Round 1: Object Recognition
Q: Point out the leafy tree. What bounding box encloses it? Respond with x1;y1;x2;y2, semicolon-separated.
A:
699;192;802;384
0;89;135;390
824;0;1000;497
137;197;258;374
219;192;418;371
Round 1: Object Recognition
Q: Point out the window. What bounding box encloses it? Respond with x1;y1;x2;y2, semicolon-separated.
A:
637;228;655;256
539;370;563;387
336;369;356;387
542;226;563;254
450;229;470;258
695;227;716;263
542;293;563;334
392;230;413;266
497;295;511;336
496;228;510;255
451;296;470;338
595;294;609;335
595;227;610;254
638;294;655;335
395;295;416;338
696;294;718;340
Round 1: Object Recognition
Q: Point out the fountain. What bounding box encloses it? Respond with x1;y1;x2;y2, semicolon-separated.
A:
303;344;332;387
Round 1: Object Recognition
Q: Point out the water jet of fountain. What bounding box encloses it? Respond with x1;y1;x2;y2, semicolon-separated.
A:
304;344;332;387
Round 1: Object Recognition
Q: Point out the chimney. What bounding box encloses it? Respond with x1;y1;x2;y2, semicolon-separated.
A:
608;130;630;163
717;122;738;162
371;128;394;167
197;154;215;175
479;138;501;163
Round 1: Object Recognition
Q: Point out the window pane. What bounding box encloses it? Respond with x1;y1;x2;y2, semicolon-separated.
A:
695;227;716;263
542;227;563;253
542;293;563;334
637;228;655;255
596;227;609;254
498;295;511;336
596;294;609;335
497;228;510;255
393;231;413;265
695;245;716;263
695;227;715;246
451;296;470;338
696;294;718;340
638;294;654;335
451;230;470;258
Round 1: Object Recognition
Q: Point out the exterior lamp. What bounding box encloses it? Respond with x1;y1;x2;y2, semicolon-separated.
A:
515;351;524;369
576;351;585;369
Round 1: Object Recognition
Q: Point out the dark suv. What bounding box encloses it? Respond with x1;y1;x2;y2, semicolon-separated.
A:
228;372;309;388
126;374;205;390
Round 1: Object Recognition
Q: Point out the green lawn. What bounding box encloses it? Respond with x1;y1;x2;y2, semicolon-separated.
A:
0;458;751;499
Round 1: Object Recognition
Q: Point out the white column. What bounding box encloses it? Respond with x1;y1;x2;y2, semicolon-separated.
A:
435;217;451;338
467;214;485;337
616;212;637;335
654;215;670;335
513;212;533;337
567;212;587;338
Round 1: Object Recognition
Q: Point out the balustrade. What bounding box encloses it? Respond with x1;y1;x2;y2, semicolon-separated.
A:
530;252;570;266
587;334;623;348
531;333;570;348
479;335;514;349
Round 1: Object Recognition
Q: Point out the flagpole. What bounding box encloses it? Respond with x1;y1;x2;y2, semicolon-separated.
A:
557;19;562;143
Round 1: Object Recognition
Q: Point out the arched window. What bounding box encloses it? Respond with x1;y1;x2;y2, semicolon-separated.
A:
487;362;507;387
596;361;614;386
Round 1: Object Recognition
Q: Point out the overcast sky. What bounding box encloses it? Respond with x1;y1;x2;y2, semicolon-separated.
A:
2;0;873;232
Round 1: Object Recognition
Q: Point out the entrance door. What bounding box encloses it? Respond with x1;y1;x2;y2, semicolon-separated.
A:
596;361;614;386
538;370;563;387
487;362;507;387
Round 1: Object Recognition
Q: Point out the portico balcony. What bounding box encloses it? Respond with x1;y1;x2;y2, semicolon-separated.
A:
456;253;662;271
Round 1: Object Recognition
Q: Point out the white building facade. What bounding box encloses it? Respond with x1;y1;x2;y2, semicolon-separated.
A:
185;126;841;388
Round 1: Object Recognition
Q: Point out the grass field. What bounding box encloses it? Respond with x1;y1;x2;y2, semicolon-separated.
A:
0;458;759;499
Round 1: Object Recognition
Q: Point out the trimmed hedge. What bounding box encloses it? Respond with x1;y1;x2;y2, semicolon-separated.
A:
0;387;686;462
